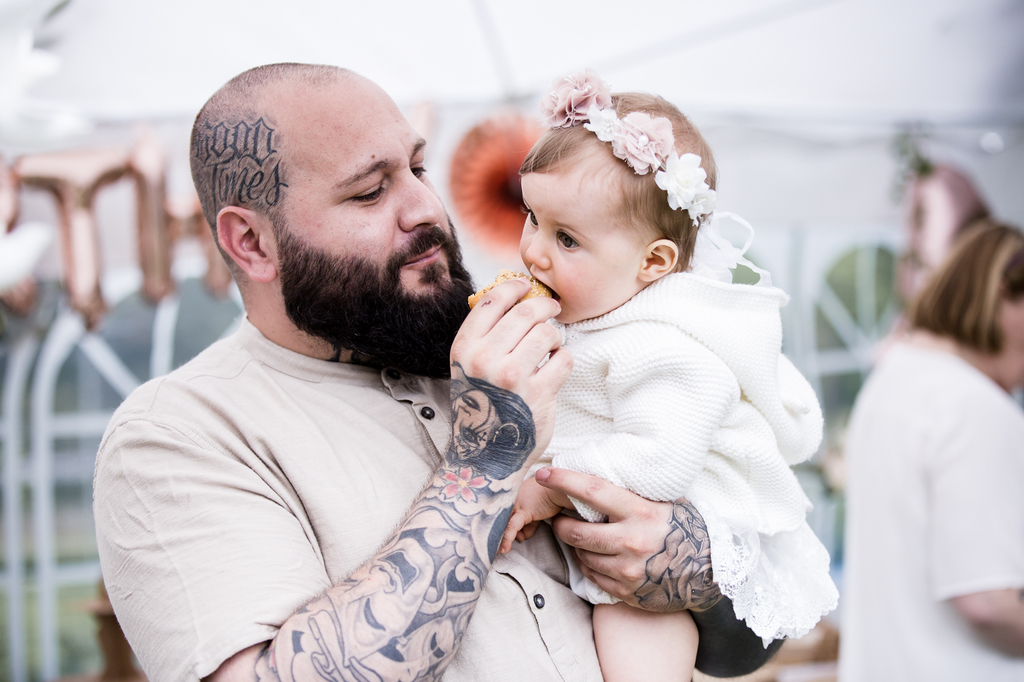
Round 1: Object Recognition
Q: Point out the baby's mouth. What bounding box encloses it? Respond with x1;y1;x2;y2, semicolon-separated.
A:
535;278;559;301
529;273;558;301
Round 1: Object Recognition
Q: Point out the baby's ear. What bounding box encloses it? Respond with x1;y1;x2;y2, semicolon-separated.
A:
639;239;678;282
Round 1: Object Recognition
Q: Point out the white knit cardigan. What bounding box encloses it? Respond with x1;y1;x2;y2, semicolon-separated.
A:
543;271;838;642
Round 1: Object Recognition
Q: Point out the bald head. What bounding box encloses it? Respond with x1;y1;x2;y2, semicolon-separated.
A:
189;63;355;238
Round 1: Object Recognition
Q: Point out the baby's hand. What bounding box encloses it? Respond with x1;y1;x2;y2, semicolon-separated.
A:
500;476;572;554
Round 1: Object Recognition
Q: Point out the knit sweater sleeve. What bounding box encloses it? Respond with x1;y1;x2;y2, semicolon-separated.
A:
773;352;825;465
553;324;739;520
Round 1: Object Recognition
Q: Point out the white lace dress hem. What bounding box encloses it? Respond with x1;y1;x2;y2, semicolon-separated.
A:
695;496;839;645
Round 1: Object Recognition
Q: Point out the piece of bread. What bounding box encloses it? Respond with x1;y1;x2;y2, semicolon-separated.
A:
468;270;554;309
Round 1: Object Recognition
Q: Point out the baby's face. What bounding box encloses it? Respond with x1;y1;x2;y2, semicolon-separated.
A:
520;166;652;324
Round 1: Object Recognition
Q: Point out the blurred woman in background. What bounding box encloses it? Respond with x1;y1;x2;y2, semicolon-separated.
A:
840;221;1024;681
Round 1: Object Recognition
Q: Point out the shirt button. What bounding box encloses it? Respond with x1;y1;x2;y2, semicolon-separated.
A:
533;594;545;609
420;406;435;420
386;369;401;380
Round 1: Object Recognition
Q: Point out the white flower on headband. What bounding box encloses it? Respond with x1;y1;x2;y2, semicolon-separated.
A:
688;187;718;221
583;107;618;142
655;152;717;224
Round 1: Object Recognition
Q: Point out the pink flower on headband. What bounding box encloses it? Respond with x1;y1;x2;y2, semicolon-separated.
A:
610;112;674;175
540;69;612;128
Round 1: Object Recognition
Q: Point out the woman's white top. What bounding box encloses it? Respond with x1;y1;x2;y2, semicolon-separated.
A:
840;343;1024;682
540;271;838;642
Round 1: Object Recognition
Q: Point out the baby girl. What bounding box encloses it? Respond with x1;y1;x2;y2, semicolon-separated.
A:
499;71;838;681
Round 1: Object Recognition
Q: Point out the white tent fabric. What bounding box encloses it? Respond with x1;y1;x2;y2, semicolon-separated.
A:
8;0;1024;126
3;0;1021;226
3;0;1021;232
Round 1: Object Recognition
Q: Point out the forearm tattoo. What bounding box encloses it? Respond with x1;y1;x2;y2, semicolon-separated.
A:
255;363;535;682
634;500;723;613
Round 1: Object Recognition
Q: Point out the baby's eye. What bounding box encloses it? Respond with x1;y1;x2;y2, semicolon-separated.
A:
557;232;578;249
523;209;538;227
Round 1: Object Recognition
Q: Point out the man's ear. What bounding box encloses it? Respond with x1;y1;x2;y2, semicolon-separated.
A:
216;207;279;284
639;238;679;283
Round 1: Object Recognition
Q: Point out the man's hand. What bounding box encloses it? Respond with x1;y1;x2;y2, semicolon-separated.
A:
449;277;570;466
535;467;722;612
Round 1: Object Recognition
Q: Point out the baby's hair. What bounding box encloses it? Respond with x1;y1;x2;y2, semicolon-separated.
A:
521;92;716;269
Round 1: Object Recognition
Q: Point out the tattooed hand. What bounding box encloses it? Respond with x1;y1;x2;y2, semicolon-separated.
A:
634;501;721;612
449;364;536;476
537;467;723;613
448;276;571;461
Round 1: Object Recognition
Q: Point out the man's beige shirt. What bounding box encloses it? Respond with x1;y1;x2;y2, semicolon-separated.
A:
94;319;600;682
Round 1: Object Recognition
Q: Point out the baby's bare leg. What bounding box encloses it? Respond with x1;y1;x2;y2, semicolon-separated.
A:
594;601;697;682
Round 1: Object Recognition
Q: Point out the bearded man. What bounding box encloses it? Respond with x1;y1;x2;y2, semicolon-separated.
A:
94;63;777;682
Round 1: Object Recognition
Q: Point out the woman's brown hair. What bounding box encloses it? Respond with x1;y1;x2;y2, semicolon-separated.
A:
520;93;715;269
909;220;1024;353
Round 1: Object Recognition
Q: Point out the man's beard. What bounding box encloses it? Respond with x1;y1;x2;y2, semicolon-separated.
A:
276;221;474;379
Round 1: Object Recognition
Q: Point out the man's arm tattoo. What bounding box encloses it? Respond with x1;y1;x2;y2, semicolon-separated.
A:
634;500;723;613
257;363;535;682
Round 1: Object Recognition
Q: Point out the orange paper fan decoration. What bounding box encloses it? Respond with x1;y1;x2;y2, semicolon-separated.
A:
449;113;543;255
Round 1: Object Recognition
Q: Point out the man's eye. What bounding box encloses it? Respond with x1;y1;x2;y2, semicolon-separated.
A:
354;185;384;202
412;166;427;178
557;232;578;248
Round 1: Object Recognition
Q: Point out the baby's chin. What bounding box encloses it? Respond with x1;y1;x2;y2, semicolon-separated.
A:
555;313;584;325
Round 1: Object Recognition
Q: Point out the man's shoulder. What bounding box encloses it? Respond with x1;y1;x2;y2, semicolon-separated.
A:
106;331;252;430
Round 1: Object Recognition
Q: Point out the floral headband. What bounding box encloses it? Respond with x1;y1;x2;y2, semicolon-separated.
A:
539;69;717;226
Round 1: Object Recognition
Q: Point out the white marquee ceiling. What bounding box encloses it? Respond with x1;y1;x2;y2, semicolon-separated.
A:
6;0;1024;131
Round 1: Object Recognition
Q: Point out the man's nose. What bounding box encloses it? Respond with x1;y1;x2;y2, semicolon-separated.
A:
398;174;445;233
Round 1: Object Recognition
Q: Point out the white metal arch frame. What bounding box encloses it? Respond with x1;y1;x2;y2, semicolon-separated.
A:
795;226;904;393
2;262;242;682
3;333;40;682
